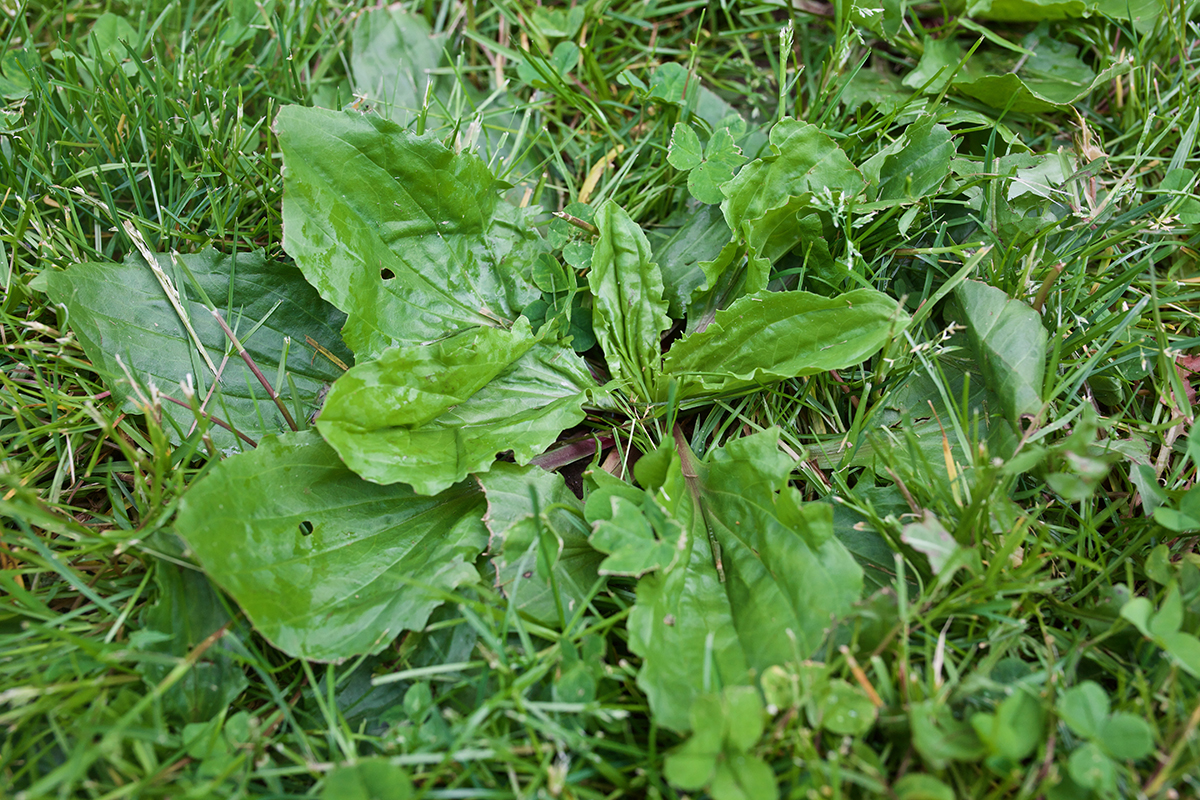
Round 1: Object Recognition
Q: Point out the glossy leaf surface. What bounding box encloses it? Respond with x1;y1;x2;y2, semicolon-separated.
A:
477;462;604;624
588;201;670;397
954;280;1046;424
652;205;731;318
45;249;350;448
628;430;863;731
874;116;957;201
318;321;536;431
176;431;487;660
664;289;901;397
722;119;864;227
278;106;541;357
317;340;595;494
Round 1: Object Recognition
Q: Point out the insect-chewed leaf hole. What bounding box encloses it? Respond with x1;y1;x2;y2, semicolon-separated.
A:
380;267;395;280
299;520;314;536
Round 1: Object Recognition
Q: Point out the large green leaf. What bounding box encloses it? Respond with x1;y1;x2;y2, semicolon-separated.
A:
45;249;350;448
873;116;957;201
349;8;533;181
278;106;542;358
623;474;745;732
954;280;1046;424
651;205;731;318
175;431;487;660
966;0;1087;20
317;321;537;431
588;201;671;397
351;8;448;121
717;119;864;292
904;30;1132;114
663;288;902;398
831;486;910;592
317;340;595;494
625;430;863;731
477;463;604;624
137;562;248;723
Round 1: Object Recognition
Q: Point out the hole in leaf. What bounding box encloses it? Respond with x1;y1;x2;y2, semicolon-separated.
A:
299;520;314;536
380;267;395;280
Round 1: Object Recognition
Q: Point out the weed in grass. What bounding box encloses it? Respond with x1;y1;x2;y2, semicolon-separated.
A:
4;1;1200;798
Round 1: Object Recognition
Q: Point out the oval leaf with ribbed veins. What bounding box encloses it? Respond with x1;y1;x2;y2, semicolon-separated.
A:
278;106;542;358
626;430;863;732
954;280;1046;424
664;288;902;398
317;340;596;495
45;249;350;448
176;431;487;661
588;200;671;398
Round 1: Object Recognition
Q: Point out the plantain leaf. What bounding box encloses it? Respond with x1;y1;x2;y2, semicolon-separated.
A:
175;431;487;661
351;8;449;123
278;106;542;358
904;30;1132;114
625;430;863;731
317;339;596;494
874;116;957;201
45;248;350;448
954;280;1047;424
137;562;248;722
588;201;671;397
664;288;902;398
652;204;731;319
966;0;1088;21
317;321;537;432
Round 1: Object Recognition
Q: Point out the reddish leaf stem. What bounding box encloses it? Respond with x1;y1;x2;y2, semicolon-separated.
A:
159;393;258;447
211;309;299;432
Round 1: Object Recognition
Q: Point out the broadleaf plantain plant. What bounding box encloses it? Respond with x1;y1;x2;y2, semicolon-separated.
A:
52;104;908;750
